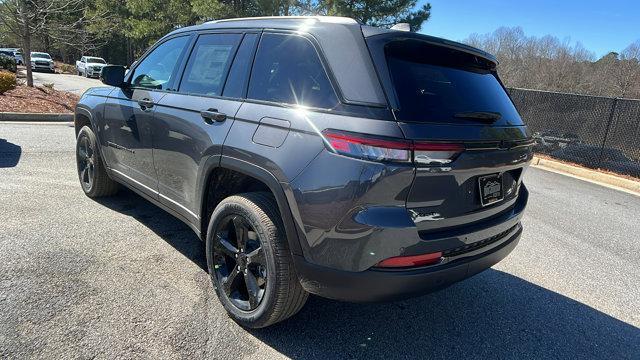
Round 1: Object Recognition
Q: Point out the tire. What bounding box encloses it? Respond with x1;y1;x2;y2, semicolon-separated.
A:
206;192;308;328
76;126;118;197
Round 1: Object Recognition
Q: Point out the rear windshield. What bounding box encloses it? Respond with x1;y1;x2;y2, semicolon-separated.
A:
384;40;523;125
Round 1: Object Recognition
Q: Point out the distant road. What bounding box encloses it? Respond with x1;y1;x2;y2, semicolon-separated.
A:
31;70;104;95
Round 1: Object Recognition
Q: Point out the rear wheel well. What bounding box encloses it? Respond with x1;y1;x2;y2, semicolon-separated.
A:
201;168;273;238
74;113;91;136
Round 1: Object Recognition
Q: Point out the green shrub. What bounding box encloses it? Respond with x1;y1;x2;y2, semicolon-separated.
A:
0;71;17;95
0;55;17;73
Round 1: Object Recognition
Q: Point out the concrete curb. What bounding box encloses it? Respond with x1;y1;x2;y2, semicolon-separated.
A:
0;112;73;122
532;156;640;195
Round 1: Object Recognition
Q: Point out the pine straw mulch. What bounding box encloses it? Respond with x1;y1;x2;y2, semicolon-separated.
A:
0;84;79;113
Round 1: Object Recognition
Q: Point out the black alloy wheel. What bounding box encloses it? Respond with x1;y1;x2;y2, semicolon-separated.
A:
213;214;268;311
77;134;95;192
75;126;118;197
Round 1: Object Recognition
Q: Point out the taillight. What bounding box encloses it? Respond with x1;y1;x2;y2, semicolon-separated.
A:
322;129;463;164
322;130;412;162
376;251;443;268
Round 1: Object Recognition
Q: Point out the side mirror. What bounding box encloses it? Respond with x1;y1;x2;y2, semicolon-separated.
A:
100;65;126;87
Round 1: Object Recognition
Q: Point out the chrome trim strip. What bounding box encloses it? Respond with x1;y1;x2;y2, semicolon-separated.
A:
159;192;199;220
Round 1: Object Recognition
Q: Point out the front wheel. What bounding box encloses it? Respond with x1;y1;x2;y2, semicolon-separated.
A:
206;192;308;328
76;126;118;197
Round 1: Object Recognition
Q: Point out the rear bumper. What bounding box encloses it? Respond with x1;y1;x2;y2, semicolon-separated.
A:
294;224;521;302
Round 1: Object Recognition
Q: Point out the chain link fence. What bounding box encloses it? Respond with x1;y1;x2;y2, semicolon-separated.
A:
508;88;640;178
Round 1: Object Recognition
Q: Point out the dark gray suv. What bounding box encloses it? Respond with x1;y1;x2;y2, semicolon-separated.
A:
74;16;533;328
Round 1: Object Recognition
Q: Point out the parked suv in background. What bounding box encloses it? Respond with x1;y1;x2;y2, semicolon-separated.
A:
0;50;17;72
30;52;54;72
0;48;23;65
74;16;533;328
76;56;107;77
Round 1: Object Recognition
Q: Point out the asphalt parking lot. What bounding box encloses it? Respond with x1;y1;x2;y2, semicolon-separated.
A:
1;122;639;359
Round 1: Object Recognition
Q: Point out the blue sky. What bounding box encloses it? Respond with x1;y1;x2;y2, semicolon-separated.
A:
419;0;639;57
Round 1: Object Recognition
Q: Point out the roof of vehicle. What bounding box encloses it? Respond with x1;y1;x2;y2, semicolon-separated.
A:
162;16;496;106
167;16;387;106
172;16;492;60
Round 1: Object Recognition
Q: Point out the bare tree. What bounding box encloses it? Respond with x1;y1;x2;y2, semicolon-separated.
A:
0;0;92;86
463;27;640;99
618;41;640;98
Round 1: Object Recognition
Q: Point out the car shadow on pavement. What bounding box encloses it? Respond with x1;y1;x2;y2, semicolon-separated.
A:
92;188;639;360
0;138;22;168
92;187;207;271
251;270;640;359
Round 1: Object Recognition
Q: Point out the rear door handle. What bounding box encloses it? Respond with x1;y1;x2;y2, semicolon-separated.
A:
200;108;227;124
138;98;154;110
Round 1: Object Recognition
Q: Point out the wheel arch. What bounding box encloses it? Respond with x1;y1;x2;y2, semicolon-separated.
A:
74;106;96;136
198;156;303;256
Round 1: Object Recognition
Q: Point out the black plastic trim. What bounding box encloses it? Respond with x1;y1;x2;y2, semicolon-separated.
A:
293;226;521;302
218;156;303;255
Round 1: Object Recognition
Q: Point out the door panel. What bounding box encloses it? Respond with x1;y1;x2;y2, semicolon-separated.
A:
152;94;242;219
101;88;165;197
151;33;247;220
99;34;191;198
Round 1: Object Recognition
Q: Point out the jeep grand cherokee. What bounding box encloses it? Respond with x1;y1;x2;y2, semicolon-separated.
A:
74;16;533;328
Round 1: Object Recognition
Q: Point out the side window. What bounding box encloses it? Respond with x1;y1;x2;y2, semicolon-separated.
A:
222;33;259;98
248;33;339;109
130;36;189;91
179;33;242;96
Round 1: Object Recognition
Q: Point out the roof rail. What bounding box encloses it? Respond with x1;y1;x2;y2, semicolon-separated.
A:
205;16;358;25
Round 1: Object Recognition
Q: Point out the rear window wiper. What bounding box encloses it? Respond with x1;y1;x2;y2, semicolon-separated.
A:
454;111;502;123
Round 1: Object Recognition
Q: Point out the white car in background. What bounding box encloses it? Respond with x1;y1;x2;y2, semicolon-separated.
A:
0;48;23;64
30;52;55;72
76;56;107;78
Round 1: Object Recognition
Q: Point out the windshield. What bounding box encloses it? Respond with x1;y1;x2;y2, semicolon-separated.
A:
31;53;51;59
383;40;523;125
87;57;106;64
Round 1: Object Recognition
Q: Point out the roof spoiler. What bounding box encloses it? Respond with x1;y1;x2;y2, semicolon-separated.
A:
390;23;411;32
362;27;498;66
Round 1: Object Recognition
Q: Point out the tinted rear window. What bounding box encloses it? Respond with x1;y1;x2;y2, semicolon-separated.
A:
385;40;523;125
